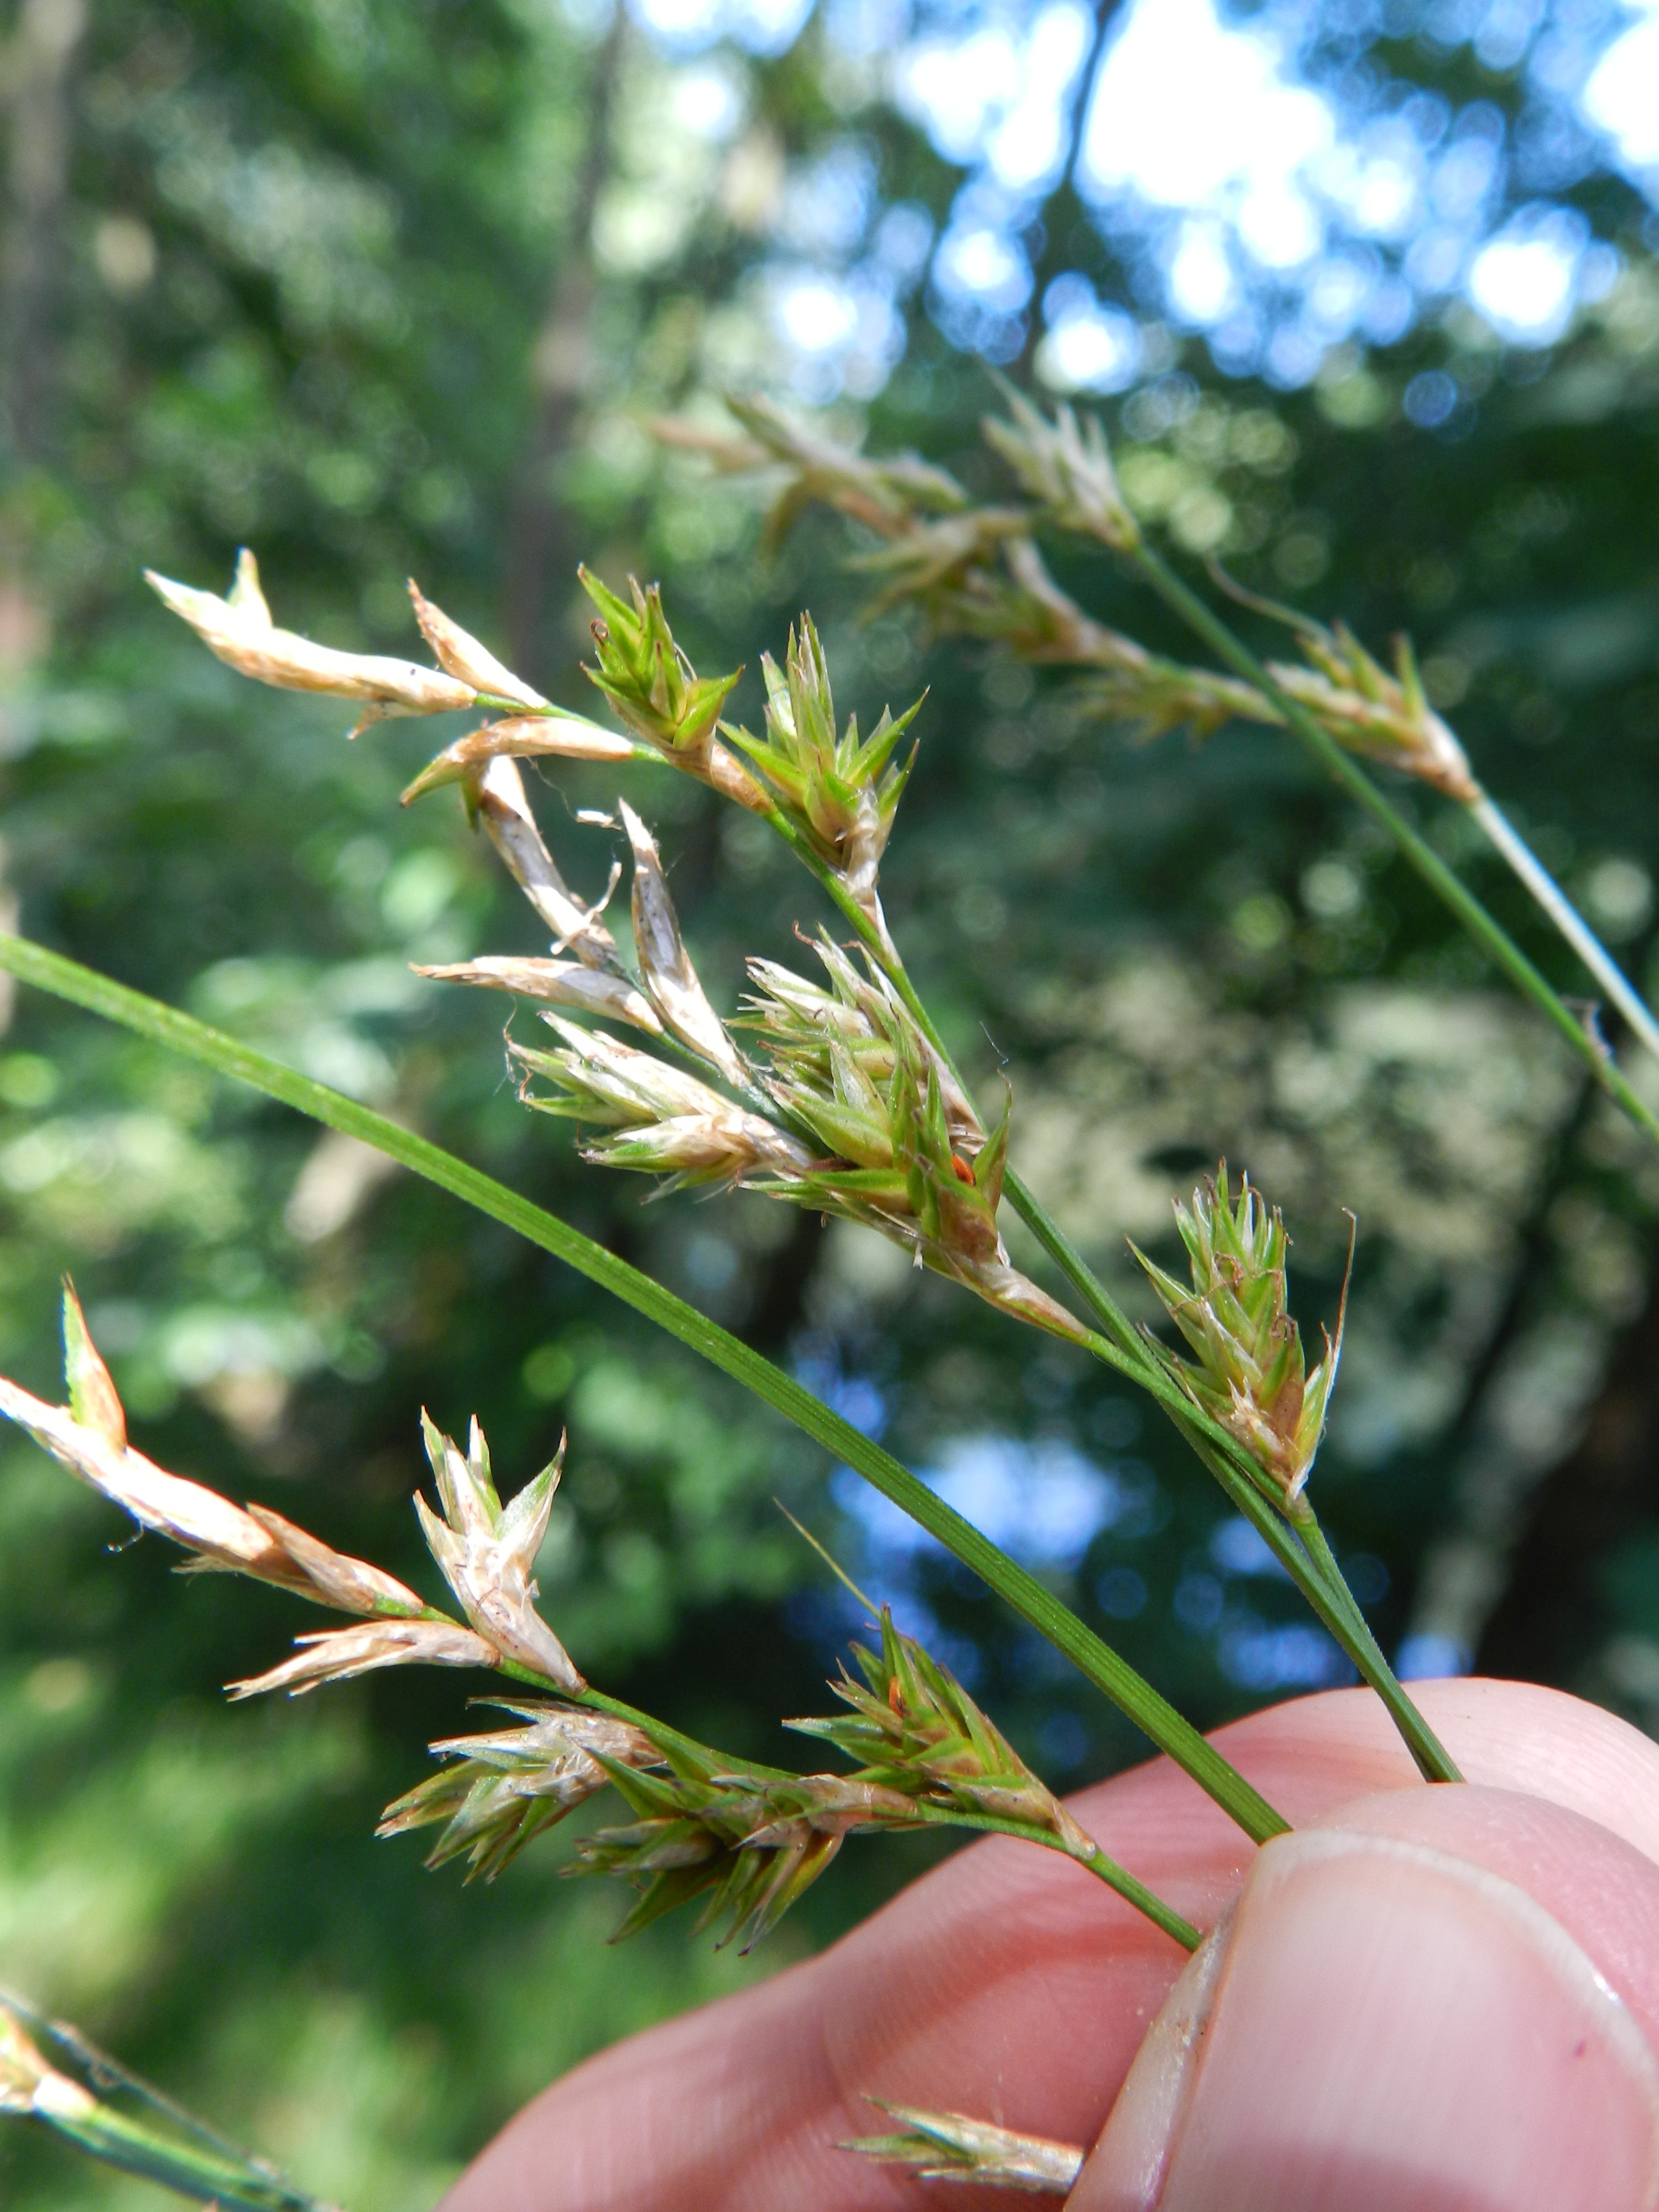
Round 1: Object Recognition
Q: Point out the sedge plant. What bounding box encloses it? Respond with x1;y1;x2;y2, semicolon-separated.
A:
2;385;1627;2193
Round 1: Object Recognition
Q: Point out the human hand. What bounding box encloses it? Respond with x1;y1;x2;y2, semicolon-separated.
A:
442;1678;1659;2211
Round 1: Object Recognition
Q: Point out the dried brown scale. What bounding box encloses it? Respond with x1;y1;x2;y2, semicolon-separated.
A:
466;757;624;972
620;800;751;1087
414;956;664;1035
401;714;637;806
406;580;549;710
146;552;478;734
228;1619;499;1700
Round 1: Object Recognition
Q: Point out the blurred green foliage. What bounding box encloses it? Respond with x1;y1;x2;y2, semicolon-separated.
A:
4;0;1659;2202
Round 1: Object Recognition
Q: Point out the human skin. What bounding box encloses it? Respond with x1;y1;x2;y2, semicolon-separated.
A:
442;1679;1659;2211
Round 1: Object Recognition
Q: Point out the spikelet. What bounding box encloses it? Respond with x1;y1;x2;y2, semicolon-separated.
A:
1132;1165;1350;1510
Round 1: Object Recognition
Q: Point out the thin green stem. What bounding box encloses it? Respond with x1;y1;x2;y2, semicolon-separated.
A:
0;930;1287;1845
576;1685;799;1782
1467;794;1659;1068
1292;1506;1458;1780
1130;543;1659;1152
1183;1428;1460;1783
34;2099;325;2212
901;1805;1199;1948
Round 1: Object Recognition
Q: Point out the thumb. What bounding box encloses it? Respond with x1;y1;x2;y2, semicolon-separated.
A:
1073;1785;1659;2212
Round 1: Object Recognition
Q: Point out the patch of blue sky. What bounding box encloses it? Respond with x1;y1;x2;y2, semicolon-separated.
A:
832;1431;1128;1579
1219;1618;1355;1688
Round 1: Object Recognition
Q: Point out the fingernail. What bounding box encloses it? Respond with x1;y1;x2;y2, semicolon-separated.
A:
1067;1914;1230;2210
1074;1829;1659;2212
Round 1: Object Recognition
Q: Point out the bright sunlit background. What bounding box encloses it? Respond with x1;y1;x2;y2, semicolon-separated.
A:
3;0;1659;2200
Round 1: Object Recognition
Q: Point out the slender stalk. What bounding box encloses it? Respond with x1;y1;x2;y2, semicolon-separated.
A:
1130;544;1659;1152
1191;1436;1459;1783
901;1804;1199;1948
1467;793;1659;1068
1292;1505;1456;1776
2;1996;330;2212
35;2096;324;2212
0;930;1287;1844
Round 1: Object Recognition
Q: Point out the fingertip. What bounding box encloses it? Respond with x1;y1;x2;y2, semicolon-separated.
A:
1075;1817;1659;2212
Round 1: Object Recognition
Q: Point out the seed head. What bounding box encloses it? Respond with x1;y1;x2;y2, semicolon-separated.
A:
378;1701;662;1879
719;617;921;924
1266;621;1479;802
570;1746;908;1952
414;1415;584;1692
0;1288;424;1614
146;551;477;734
982;389;1141;553
658;394;969;547
511;1018;812;1191
843;2103;1084;2195
787;1607;1093;1857
742;940;1084;1340
1132;1165;1348;1509
578;569;766;811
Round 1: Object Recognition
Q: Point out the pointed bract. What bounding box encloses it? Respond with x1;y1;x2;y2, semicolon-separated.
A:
620;801;749;1087
415;956;664;1036
414;1416;583;1691
61;1281;125;1450
467;758;624;972
407;581;547;710
228;1618;497;1699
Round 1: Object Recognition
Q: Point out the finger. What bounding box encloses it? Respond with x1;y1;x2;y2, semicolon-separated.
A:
1206;1674;1659;1864
442;1682;1659;2211
1074;1783;1659;2212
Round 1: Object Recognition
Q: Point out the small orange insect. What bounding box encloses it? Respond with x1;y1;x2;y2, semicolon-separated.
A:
950;1154;974;1185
